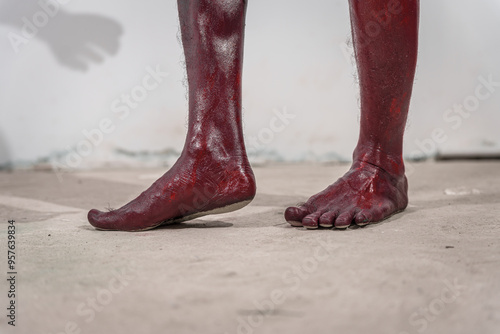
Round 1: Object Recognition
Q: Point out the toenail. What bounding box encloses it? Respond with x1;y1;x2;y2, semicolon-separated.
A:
305;225;319;230
335;224;350;229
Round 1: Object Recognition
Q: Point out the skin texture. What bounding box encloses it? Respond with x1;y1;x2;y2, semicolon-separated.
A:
88;0;419;231
88;0;255;231
284;0;419;229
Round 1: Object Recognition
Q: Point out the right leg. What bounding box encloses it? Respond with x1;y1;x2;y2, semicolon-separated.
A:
88;0;255;231
284;0;418;229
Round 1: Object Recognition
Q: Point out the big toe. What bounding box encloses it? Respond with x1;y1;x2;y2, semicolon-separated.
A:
284;206;309;227
87;209;117;231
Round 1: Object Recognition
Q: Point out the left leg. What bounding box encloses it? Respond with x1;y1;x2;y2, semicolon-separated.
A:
87;0;254;231
285;0;419;229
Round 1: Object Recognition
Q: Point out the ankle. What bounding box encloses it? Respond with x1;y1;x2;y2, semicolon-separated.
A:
352;144;405;177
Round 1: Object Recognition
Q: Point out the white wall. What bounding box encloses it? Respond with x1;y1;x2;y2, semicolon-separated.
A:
0;0;499;170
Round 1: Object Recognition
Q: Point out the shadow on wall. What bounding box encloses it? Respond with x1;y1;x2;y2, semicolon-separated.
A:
0;0;123;71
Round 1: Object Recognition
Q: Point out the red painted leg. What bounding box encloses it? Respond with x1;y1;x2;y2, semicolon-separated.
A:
285;0;419;229
88;0;255;231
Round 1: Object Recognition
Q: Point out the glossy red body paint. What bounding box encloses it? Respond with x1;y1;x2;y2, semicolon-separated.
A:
88;0;255;231
284;0;419;228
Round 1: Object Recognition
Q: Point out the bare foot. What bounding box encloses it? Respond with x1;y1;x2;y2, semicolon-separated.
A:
283;0;419;230
88;153;255;231
88;0;253;231
284;160;408;229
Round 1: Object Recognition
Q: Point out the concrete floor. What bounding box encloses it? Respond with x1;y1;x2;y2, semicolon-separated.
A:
1;161;499;334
